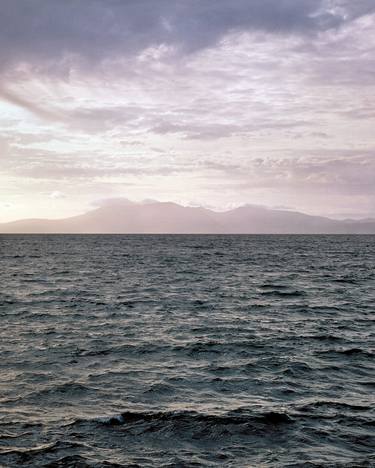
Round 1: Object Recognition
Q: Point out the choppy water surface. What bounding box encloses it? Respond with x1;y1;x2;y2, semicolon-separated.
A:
0;235;374;467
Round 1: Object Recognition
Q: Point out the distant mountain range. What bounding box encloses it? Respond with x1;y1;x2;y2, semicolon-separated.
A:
1;200;375;234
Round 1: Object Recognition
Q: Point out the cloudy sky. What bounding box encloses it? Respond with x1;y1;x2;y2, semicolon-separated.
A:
0;0;374;222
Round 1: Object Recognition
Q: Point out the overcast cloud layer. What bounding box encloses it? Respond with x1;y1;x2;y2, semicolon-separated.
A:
0;0;374;221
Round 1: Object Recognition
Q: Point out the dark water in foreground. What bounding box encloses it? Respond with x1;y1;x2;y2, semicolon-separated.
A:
0;235;374;467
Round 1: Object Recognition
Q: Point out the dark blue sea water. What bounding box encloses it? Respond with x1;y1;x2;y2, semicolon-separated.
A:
0;235;374;467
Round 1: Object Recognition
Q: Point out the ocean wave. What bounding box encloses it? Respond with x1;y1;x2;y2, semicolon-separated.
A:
297;400;370;412
43;454;125;467
88;408;294;435
23;382;94;400
259;289;306;297
0;440;81;457
332;348;373;357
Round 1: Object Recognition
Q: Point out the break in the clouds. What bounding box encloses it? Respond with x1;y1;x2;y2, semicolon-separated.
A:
0;0;374;221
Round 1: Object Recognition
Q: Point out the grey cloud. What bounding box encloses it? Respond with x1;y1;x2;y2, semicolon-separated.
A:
150;118;312;140
0;146;198;180
0;0;372;77
0;87;146;132
150;121;243;140
15;164;196;179
219;152;375;196
333;0;375;18
5;128;375;198
0;87;62;121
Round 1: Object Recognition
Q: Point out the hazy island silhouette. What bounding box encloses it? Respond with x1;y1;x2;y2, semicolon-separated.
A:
1;199;375;234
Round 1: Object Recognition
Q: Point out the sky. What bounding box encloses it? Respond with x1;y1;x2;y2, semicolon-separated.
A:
0;0;374;222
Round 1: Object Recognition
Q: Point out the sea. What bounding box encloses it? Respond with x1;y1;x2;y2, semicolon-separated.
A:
0;235;374;467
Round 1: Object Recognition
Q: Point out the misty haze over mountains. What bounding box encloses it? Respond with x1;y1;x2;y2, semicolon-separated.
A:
1;200;375;234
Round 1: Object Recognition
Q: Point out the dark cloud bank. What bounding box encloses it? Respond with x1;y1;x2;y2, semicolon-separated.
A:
1;0;374;74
